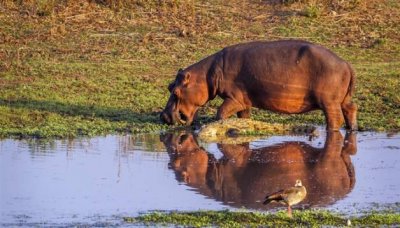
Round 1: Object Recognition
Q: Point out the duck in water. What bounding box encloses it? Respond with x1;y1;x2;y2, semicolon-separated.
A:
263;179;307;217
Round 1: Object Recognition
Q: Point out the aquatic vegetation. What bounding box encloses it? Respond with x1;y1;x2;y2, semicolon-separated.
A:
124;210;400;227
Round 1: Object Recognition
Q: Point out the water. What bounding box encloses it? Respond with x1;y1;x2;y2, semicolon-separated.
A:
1;130;399;226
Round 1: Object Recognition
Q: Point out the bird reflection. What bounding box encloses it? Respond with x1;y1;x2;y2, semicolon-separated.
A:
160;131;357;210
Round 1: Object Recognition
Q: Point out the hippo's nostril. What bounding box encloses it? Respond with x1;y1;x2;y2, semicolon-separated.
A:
160;112;166;122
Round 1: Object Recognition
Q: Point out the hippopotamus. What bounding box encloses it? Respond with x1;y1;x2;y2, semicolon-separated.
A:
160;40;357;131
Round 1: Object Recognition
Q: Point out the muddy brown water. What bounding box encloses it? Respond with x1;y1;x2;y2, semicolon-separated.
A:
1;128;399;226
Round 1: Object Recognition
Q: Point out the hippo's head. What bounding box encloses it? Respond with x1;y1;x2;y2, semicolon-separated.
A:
160;69;208;125
161;132;209;185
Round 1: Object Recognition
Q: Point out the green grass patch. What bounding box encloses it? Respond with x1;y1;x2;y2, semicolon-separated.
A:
124;210;400;227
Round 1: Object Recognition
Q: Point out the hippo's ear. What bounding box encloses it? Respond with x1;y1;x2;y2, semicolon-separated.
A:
182;72;191;86
168;82;175;92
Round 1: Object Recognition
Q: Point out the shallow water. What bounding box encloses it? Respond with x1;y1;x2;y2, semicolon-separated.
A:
1;129;399;226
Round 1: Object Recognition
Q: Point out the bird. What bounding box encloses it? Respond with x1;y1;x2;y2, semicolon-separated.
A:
263;179;307;217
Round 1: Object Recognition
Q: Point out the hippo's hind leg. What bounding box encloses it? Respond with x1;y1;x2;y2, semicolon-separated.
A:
323;104;344;131
341;101;357;131
343;131;357;155
237;109;251;118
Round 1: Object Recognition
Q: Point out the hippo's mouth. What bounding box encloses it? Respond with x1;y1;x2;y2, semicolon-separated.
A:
178;111;188;125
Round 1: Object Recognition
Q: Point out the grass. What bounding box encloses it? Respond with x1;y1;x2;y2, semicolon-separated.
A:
0;0;399;138
124;210;400;227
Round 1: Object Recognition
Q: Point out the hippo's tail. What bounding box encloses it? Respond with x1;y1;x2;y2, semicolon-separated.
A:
346;63;356;98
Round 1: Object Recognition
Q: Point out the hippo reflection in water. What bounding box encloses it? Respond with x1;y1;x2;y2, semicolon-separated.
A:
160;131;357;209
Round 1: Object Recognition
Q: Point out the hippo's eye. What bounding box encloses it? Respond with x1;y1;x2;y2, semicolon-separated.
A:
173;88;181;98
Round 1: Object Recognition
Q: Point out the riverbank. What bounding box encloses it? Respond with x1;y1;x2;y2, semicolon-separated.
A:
124;210;400;227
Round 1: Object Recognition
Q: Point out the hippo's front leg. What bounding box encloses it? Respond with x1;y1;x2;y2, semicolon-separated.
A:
237;109;251;118
216;98;246;120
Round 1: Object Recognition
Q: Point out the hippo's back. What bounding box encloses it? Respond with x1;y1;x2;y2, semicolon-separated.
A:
217;40;352;114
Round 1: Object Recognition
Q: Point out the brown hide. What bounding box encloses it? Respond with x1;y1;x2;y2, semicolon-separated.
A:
160;40;357;130
160;132;357;209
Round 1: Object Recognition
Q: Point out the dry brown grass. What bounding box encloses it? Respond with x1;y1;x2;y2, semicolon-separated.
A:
2;0;398;47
